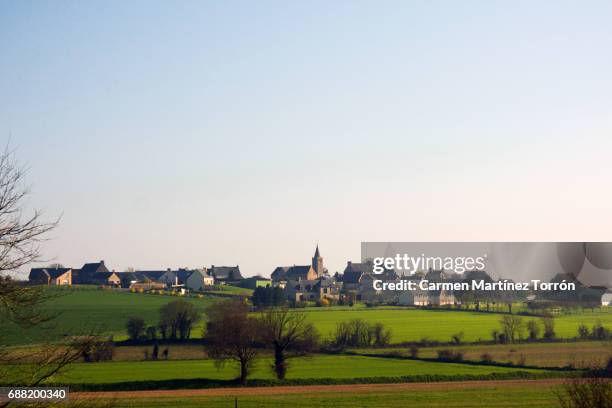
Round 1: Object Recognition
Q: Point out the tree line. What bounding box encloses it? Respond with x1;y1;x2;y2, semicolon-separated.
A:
126;300;201;342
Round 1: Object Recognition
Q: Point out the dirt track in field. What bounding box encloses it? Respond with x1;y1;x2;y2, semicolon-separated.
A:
71;379;572;400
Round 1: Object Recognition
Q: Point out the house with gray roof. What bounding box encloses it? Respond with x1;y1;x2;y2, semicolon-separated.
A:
29;267;73;285
272;265;317;283
76;260;109;284
271;246;326;285
91;271;121;286
284;276;342;302
208;265;243;283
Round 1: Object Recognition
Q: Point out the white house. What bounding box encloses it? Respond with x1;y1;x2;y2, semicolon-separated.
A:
602;290;612;306
398;289;429;306
185;269;213;291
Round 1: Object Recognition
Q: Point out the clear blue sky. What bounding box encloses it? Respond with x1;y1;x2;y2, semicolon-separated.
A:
1;1;611;277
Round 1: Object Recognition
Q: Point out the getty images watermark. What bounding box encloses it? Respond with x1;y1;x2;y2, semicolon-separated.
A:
362;242;612;294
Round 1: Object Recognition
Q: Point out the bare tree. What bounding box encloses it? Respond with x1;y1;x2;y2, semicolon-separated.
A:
0;146;59;276
542;316;556;340
258;308;319;379
204;300;259;385
0;147;96;408
499;315;524;343
0;146;59;335
126;317;146;342
0;145;60;348
159;300;200;340
555;377;611;408
527;320;541;341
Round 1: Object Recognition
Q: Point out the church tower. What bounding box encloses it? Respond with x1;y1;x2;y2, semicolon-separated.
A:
312;245;324;277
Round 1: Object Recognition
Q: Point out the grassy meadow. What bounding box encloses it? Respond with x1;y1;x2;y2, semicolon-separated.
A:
301;307;612;343
2;286;611;346
52;354;547;385
2;286;608;407
1;286;214;346
352;340;612;368
201;284;253;296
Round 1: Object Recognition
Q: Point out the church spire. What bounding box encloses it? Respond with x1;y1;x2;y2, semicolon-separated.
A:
312;244;323;276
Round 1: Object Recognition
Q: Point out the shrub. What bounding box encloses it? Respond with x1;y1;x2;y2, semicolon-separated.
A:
437;349;463;362
145;326;157;341
451;332;464;345
542;317;556;340
590;321;610;340
373;322;392;346
420;337;437;347
480;353;494;363
316;298;330;307
527;320;540;341
578;324;589;339
126;317;146;341
152;343;159;360
555;377;612;408
332;319;391;348
409;345;419;359
500;315;524;343
492;329;508;344
77;337;114;362
437;349;453;360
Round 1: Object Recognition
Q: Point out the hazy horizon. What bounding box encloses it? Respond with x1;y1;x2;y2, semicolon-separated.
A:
2;1;612;278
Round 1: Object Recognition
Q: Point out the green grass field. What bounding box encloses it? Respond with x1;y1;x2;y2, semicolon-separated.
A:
301;307;612;343
352;340;612;368
201;284;253;296
52;354;546;385
1;286;214;346
3;287;610;347
102;384;561;408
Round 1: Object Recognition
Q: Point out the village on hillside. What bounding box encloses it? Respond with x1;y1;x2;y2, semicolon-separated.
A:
28;245;612;308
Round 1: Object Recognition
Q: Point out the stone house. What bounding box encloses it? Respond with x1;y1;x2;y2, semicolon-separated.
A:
284;276;342;302
271;246;326;285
